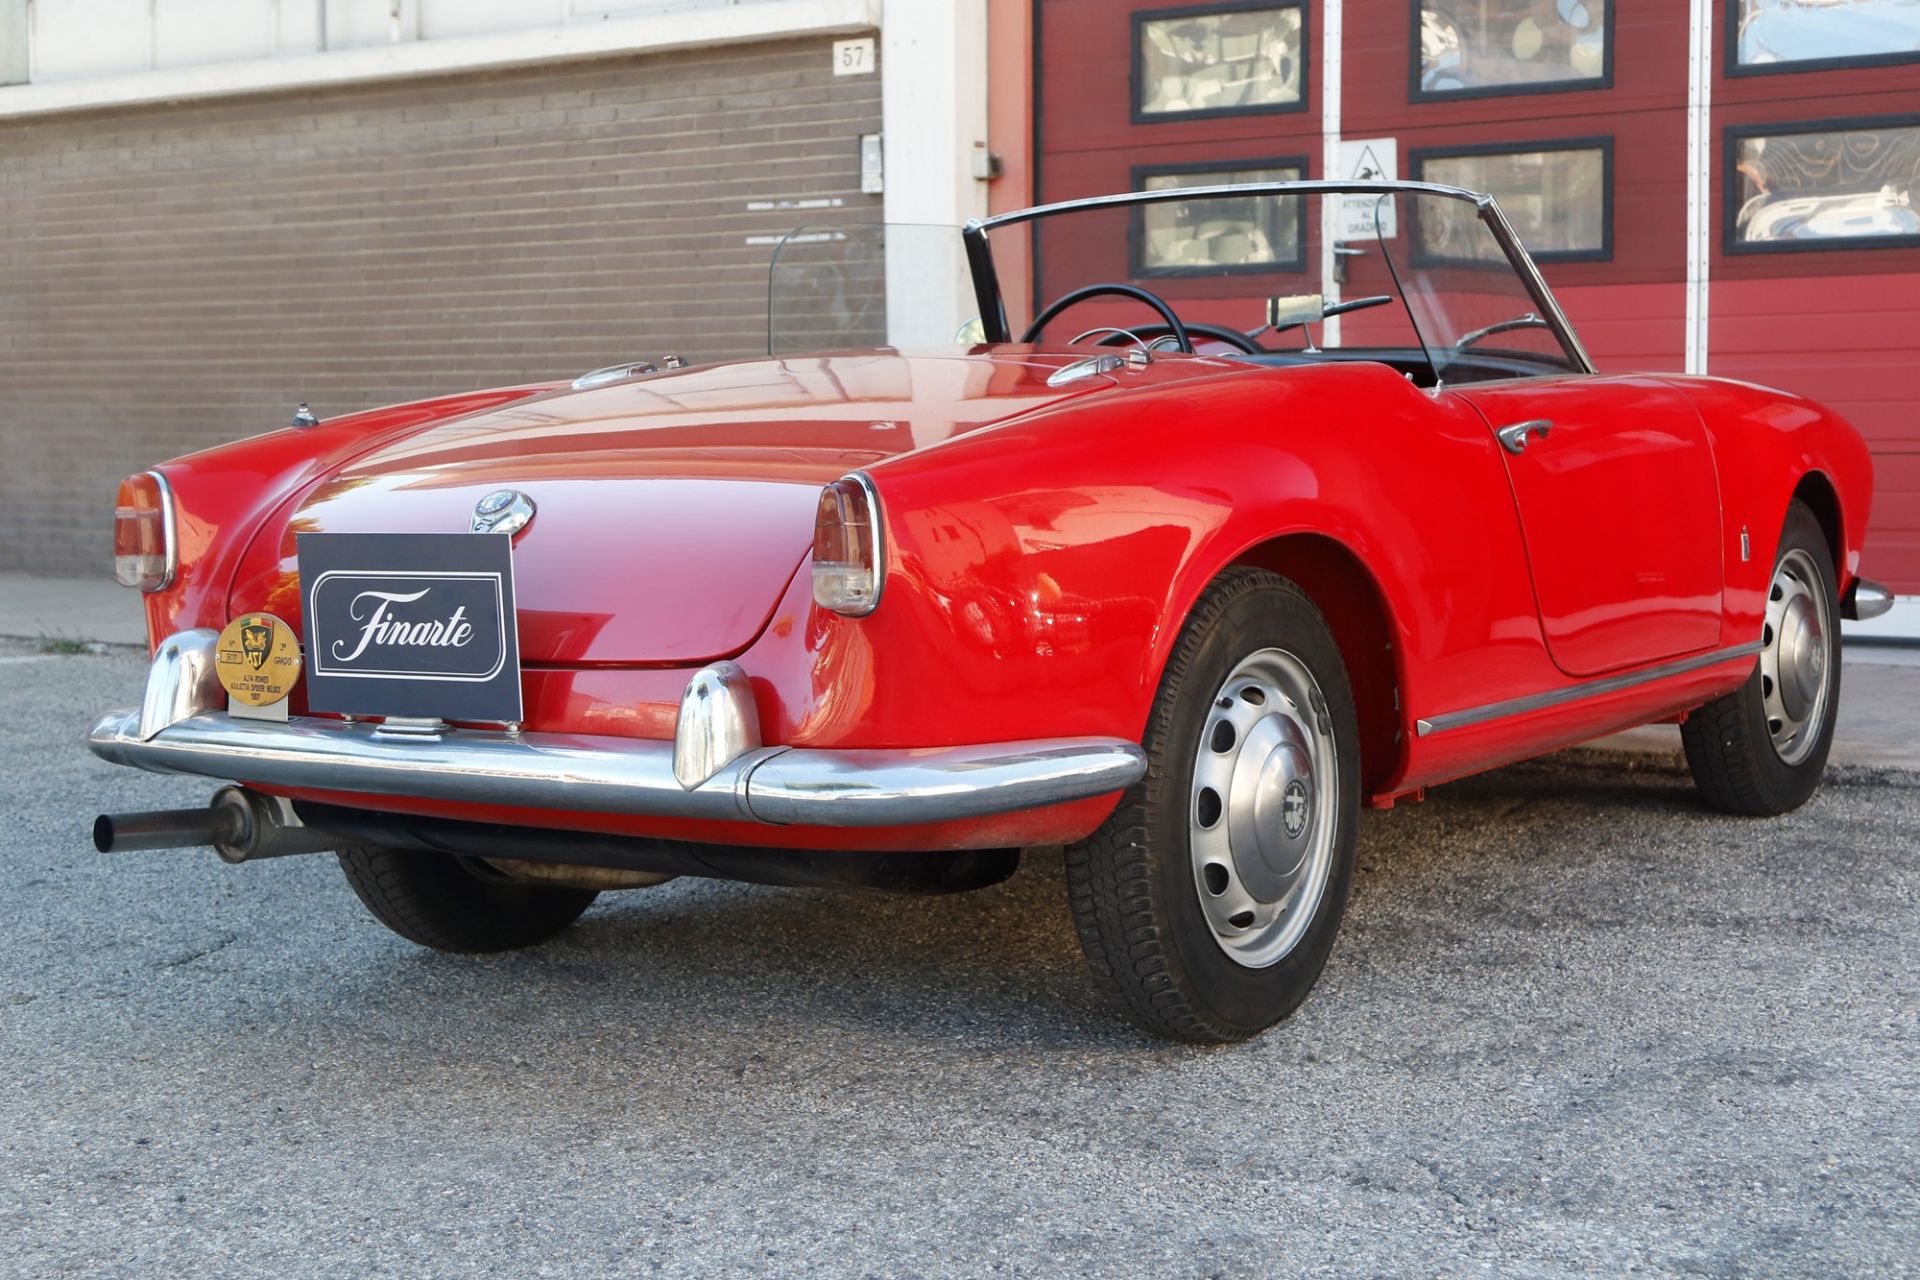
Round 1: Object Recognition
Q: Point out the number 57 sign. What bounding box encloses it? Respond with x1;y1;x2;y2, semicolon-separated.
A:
834;37;876;76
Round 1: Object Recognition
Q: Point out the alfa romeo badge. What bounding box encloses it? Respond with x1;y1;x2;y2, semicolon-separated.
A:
214;612;301;707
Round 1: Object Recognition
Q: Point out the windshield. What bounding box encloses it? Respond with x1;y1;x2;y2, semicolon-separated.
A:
765;185;1587;384
1003;185;1582;383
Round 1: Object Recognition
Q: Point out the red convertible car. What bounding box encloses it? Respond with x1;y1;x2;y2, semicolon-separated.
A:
89;182;1888;1043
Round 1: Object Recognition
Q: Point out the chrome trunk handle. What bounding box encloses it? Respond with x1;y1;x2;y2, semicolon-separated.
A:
1496;419;1553;455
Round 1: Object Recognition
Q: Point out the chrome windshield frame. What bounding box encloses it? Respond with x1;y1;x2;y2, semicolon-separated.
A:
961;179;1597;376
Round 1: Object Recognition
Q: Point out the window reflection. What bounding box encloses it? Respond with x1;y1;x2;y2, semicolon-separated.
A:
1733;124;1920;246
1736;0;1920;67
1418;146;1609;259
1137;166;1304;272
1137;6;1305;117
1418;0;1607;95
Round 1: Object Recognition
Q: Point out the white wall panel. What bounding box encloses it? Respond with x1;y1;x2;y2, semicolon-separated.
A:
322;0;417;50
421;0;560;39
30;0;151;80
153;0;317;68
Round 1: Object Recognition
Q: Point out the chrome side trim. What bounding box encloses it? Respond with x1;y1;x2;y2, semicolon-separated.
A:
853;470;886;614
136;628;223;741
1843;577;1894;621
145;468;181;593
86;711;1146;829
1414;642;1762;737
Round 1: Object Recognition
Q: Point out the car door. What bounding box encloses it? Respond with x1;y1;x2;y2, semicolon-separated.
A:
1450;375;1724;677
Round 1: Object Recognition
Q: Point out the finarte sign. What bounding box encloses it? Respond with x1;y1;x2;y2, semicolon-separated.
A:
298;532;522;723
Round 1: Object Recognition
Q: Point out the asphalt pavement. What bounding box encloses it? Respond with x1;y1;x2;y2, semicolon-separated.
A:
2;637;1916;1277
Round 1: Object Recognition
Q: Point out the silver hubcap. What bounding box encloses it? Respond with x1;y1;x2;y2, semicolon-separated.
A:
1760;548;1833;766
1189;648;1339;969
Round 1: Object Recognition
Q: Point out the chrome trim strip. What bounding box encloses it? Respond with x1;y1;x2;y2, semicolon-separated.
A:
972;179;1482;233
1414;642;1762;737
145;468;180;593
1843;577;1894;621
87;711;1146;828
1473;196;1598;375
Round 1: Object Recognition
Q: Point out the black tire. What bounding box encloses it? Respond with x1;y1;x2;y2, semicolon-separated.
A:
1065;567;1361;1043
336;844;597;953
1682;500;1841;816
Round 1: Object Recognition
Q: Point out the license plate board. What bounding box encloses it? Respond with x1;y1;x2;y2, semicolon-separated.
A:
297;532;522;723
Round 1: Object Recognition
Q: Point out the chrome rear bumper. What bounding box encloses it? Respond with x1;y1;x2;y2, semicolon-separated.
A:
87;632;1146;829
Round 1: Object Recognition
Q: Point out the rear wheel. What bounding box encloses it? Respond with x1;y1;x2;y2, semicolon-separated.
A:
337;844;598;953
1065;568;1360;1043
1682;501;1840;816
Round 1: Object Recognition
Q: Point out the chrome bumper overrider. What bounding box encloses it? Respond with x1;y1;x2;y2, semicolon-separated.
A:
87;632;1146;829
1843;577;1895;622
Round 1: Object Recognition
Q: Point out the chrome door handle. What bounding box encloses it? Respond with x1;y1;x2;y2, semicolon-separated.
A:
1496;419;1552;455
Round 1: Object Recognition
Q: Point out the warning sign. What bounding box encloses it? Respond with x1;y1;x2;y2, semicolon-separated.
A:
1335;138;1398;241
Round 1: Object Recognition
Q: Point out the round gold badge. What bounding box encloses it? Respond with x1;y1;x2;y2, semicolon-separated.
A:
214;612;302;707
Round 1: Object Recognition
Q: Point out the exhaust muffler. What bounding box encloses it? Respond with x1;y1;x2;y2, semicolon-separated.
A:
94;786;338;863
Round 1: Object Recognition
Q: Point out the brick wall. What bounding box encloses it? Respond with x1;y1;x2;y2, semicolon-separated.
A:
0;38;882;575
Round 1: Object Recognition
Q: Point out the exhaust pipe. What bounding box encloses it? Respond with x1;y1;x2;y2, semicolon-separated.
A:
93;807;224;853
94;787;338;863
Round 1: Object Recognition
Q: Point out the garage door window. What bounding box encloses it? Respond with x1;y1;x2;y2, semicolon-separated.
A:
1412;141;1612;262
1731;0;1920;73
1414;0;1609;99
1133;3;1308;121
1132;162;1307;274
1728;117;1920;251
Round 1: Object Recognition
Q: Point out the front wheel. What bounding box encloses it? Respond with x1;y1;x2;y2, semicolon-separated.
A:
1065;568;1360;1043
1682;500;1840;816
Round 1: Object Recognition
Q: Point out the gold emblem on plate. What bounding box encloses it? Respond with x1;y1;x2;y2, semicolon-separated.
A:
215;612;301;707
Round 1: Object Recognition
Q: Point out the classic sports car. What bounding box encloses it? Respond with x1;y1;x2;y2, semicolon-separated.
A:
89;181;1890;1043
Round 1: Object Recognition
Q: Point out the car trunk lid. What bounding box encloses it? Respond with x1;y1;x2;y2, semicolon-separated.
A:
232;349;1114;665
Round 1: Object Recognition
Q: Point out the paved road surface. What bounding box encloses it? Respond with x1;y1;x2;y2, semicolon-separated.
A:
3;639;1915;1277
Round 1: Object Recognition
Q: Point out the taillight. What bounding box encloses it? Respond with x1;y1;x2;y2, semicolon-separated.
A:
113;471;175;592
812;474;884;616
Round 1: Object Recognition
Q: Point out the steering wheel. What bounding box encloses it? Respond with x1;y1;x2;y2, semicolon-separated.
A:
1094;321;1264;355
1021;283;1193;354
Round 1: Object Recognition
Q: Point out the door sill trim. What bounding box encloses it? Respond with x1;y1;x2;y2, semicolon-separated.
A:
1415;642;1760;737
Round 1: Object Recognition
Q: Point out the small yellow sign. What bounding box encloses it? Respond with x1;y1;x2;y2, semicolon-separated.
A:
215;612;301;707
